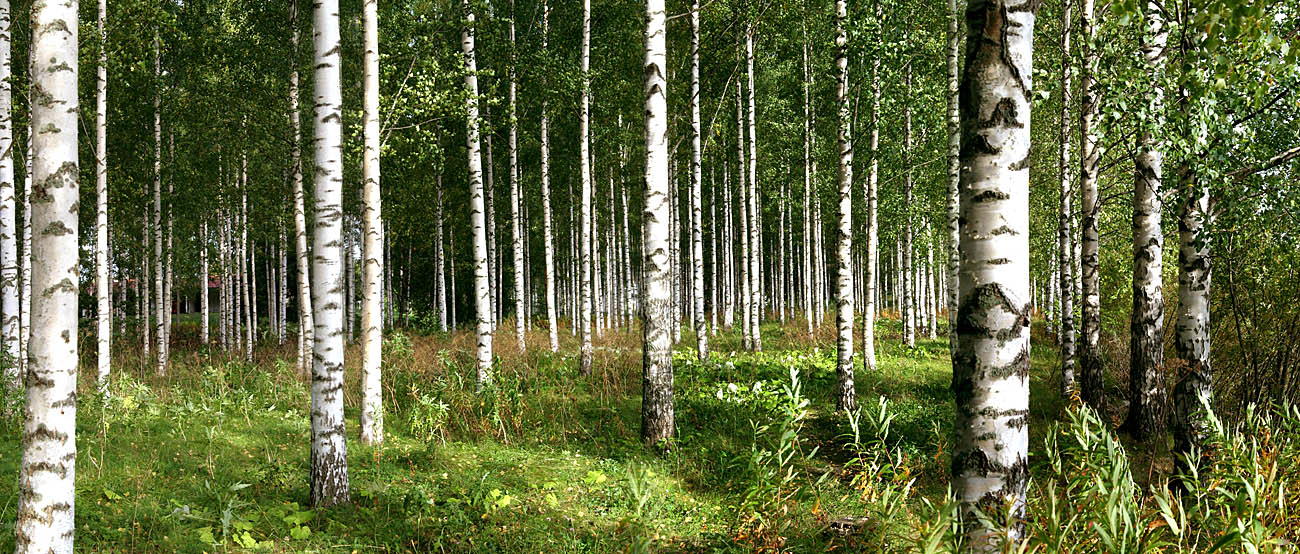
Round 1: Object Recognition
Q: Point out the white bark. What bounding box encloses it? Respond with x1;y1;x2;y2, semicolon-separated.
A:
863;0;882;372
310;0;350;507
1173;171;1211;472
290;0;313;376
508;0;525;350
902;56;916;349
201;221;209;344
689;0;708;360
94;0;109;387
436;175;448;331
641;0;673;447
952;0;1036;546
540;0;557;351
463;0;493;389
945;0;960;351
0;0;16;387
735;77;750;349
802;26;814;336
745;30;761;351
578;0;593;375
16;0;79;550
1057;0;1076;395
833;0;856;411
153;35;165;375
360;0;384;446
1125;0;1168;441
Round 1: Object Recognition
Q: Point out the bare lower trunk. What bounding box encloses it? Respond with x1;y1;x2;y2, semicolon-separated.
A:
944;0;960;353
578;0;594;375
1058;0;1076;396
952;0;1037;547
1173;170;1211;474
0;0;18;387
540;0;557;352
833;0;856;412
289;0;313;376
309;0;350;507
902;55;916;349
689;0;708;360
463;0;494;390
641;0;674;447
745;30;762;352
359;0;384;446
16;2;79;549
1125;1;1168;442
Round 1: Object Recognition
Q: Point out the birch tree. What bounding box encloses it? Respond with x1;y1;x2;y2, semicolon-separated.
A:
1057;0;1076;396
289;0;313;376
952;0;1036;547
944;0;960;351
463;0;493;390
1126;1;1168;442
688;0;708;360
744;29;761;352
641;0;673;447
508;0;525;350
1078;0;1103;410
94;0;109;387
15;0;79;549
360;0;384;446
0;0;15;388
578;0;594;375
861;0;882;373
309;0;350;507
153;34;166;375
1173;170;1211;473
540;0;557;352
833;0;856;412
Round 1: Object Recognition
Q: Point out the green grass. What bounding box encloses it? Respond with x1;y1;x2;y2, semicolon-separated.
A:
0;318;1077;552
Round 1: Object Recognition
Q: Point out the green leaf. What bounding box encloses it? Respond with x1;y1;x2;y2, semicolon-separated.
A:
289;525;311;540
282;510;315;525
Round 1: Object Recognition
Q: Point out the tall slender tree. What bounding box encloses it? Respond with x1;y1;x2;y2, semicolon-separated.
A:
952;0;1037;547
689;0;708;360
744;29;762;352
15;0;79;549
0;0;16;389
463;0;493;390
1125;0;1168;441
359;0;384;446
1077;0;1103;410
540;0;557;352
944;0;960;351
508;0;525;350
1057;0;1077;396
94;0;109;388
833;0;856;412
578;0;594;375
309;0;351;507
289;0;313;376
641;0;673;448
863;0;883;372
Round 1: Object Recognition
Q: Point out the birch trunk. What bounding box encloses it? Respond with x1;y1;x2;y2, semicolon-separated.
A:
19;120;28;376
833;0;856;411
863;0;882;372
945;0;960;351
540;0;557;352
201;222;209;344
289;0;313;376
360;0;384;446
578;0;594;375
508;0;525;350
641;0;673;447
463;0;494;389
1057;0;1076;396
1172;170;1211;473
15;1;79;549
1125;1;1168;442
902;56;916;349
688;0;708;360
0;0;16;387
309;0;350;507
436;175;448;331
952;0;1036;546
802;27;814;336
745;30;761;351
94;0;110;387
735;77;750;349
153;35;165;375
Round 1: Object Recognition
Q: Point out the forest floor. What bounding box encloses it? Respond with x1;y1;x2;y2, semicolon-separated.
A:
0;316;1072;553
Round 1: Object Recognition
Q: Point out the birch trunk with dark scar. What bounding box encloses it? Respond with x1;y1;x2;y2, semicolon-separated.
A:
201;222;209;344
1173;168;1212;475
952;0;1037;547
309;0;351;507
0;0;16;388
579;0;594;375
437;176;448;331
16;0;79;549
289;0;313;376
1057;0;1076;396
833;0;856;412
360;0;384;446
1125;0;1168;442
641;0;674;447
19;117;29;377
463;0;493;390
485;105;496;328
